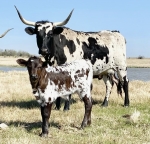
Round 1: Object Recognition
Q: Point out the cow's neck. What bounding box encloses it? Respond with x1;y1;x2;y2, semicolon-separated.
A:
49;35;67;65
43;34;68;66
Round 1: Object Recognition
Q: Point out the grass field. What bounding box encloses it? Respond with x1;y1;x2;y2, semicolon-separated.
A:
127;58;150;68
0;56;150;67
0;56;30;67
0;70;150;144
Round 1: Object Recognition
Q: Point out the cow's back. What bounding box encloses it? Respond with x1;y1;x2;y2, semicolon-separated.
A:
54;28;126;75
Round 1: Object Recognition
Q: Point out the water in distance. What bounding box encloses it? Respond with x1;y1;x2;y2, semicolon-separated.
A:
0;66;149;82
127;68;150;81
0;66;26;72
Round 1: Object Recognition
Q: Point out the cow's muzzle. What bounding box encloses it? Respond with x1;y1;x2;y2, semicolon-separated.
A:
40;48;49;55
30;74;38;81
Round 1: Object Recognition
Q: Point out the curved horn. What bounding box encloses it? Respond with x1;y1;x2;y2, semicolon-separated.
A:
0;28;13;38
15;6;36;26
53;9;74;26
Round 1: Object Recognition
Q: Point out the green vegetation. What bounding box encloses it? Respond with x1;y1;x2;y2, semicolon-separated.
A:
0;49;32;57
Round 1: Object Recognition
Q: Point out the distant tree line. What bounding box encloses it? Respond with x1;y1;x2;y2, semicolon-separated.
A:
137;55;145;59
0;49;32;57
128;55;145;59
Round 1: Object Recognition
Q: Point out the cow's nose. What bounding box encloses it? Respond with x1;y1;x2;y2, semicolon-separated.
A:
31;74;38;80
42;49;47;52
41;48;48;54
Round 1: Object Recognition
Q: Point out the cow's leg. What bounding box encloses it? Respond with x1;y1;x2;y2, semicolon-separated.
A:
63;94;71;111
55;97;61;110
81;96;92;129
39;103;53;137
117;68;129;107
123;76;129;106
101;75;113;107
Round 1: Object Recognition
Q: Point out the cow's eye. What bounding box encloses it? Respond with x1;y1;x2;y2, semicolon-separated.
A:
47;31;53;37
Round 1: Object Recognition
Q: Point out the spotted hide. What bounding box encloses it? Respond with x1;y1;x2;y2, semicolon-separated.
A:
17;56;93;137
15;6;129;108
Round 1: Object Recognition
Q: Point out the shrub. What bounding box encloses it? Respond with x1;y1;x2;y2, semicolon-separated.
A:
137;55;144;59
0;49;32;57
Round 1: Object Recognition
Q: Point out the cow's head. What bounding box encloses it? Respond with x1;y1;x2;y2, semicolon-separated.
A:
15;6;73;56
0;28;13;38
16;56;46;81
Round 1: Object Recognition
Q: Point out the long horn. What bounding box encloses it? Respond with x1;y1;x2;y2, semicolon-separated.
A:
15;6;36;26
53;9;74;26
0;28;13;38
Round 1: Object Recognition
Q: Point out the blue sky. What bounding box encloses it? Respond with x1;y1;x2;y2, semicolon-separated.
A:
0;0;150;58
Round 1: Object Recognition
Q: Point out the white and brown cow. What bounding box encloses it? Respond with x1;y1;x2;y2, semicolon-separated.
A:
15;6;129;109
17;56;93;137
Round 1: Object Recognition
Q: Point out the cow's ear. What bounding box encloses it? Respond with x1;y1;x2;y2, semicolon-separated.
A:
16;59;27;67
25;27;35;35
53;27;64;35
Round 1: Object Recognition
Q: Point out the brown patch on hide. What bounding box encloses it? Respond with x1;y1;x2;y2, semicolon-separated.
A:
48;71;73;91
78;68;86;77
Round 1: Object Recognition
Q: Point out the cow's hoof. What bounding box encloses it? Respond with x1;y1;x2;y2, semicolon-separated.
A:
39;133;48;137
80;126;84;130
80;122;88;129
63;108;70;111
101;98;108;107
101;103;108;107
124;104;129;107
63;104;70;111
54;106;61;110
87;120;91;126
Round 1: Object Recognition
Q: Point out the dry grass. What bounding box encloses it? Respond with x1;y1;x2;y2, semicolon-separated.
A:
0;56;150;68
0;56;29;66
0;71;150;144
127;58;150;68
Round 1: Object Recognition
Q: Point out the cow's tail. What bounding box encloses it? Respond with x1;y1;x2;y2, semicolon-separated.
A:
111;74;123;97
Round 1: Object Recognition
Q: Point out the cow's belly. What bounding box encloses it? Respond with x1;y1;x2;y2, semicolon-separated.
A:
92;58;115;75
34;82;80;106
34;89;74;106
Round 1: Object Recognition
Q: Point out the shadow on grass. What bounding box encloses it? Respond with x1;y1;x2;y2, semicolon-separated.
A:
0;98;77;109
92;98;103;105
91;98;125;107
0;97;109;111
0;100;39;109
8;120;62;133
9;121;41;131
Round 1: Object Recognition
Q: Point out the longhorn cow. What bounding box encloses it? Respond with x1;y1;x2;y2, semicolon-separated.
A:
15;6;129;109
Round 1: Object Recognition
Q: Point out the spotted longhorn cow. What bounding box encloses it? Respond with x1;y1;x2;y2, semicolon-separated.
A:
17;56;93;137
15;6;129;108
